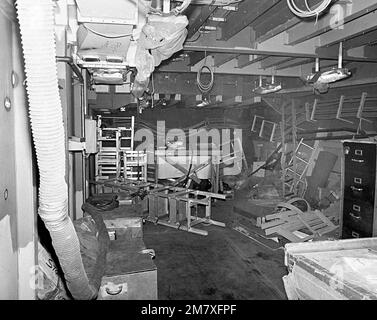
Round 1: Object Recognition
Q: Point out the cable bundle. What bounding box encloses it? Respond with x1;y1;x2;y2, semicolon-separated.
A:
197;65;214;93
287;0;333;18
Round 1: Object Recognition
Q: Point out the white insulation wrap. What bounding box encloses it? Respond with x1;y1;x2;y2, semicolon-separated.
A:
15;0;97;299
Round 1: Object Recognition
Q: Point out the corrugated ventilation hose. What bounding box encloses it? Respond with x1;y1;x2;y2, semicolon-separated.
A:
15;0;97;299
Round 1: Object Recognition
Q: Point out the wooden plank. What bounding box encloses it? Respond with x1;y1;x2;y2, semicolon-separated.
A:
265;217;323;235
178;199;187;222
168;198;177;224
148;195;157;219
274;227;303;242
157;193;168;217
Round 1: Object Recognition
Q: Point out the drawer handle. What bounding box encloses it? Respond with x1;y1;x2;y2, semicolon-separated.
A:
351;159;364;163
354;178;362;184
352;205;361;212
350;186;363;192
349;212;361;220
105;285;123;296
351;231;360;238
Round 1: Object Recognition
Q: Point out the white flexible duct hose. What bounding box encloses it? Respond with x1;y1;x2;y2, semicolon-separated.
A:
15;0;97;300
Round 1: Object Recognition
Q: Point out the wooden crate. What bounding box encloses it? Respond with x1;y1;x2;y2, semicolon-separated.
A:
101;204;143;240
99;238;157;300
284;238;377;300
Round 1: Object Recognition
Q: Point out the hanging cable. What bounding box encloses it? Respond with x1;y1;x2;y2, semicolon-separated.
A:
196;52;214;93
287;0;332;18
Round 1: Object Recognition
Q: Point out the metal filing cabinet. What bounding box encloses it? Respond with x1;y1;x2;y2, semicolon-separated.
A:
341;141;377;239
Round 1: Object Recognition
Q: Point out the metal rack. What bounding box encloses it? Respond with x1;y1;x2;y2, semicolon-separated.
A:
95;116;135;183
122;150;148;181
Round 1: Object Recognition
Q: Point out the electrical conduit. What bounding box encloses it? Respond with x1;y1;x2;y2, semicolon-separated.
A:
15;0;97;299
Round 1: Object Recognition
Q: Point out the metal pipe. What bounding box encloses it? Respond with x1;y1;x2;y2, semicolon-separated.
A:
298;134;377;142
56;56;84;83
81;71;87;203
299;128;359;135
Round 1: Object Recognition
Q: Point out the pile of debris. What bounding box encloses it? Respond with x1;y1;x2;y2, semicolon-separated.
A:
256;198;338;243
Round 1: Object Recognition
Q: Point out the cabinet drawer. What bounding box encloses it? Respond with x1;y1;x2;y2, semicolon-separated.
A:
342;225;372;239
343;199;374;219
342;212;374;236
344;172;376;201
343;198;374;235
344;142;376;168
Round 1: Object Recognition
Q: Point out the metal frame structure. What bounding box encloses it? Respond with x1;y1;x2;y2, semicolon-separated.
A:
145;185;226;236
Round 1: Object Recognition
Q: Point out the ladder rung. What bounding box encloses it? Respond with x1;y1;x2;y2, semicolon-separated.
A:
300;142;314;150
286;168;301;176
296;156;309;164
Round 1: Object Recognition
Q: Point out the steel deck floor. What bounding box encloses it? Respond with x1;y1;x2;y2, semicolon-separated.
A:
143;199;288;300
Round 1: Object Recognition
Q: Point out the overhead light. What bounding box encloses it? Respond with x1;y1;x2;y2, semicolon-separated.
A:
306;43;351;94
209;17;226;22
253;75;282;95
196;97;210;107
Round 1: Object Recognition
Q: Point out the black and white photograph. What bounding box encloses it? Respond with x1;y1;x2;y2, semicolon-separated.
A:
1;0;377;310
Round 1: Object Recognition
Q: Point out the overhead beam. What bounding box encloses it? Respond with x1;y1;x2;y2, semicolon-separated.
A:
347;46;377;60
150;71;303;96
190;56;303;77
218;0;282;41
187;5;217;39
187;51;205;66
276;58;312;70
260;56;296;69
257;16;300;43
252;0;298;40
236;54;267;68
253;27;377;62
317;45;377;62
320;10;377;47
184;42;316;59
341;29;377;50
287;0;377;46
214;53;239;67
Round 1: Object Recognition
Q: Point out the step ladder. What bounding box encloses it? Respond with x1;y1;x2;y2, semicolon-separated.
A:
281;100;316;199
284;139;318;197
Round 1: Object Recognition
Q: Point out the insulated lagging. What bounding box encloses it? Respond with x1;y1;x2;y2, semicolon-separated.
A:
15;0;97;300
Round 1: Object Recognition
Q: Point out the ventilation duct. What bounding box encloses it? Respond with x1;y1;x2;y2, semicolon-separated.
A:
16;0;97;300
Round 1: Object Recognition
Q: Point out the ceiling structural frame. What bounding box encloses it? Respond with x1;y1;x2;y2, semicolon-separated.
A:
72;0;377;110
159;0;377;78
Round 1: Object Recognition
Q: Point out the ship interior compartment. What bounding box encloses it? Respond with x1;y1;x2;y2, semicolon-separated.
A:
2;0;377;301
